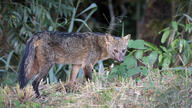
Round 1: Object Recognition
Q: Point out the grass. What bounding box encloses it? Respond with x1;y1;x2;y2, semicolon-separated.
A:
0;70;192;108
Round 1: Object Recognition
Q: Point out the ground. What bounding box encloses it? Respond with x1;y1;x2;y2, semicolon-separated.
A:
0;71;192;108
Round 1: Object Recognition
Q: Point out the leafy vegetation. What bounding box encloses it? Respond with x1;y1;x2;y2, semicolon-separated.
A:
110;15;192;80
0;0;192;107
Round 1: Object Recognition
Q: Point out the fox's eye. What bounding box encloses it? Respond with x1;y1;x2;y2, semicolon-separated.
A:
114;49;118;53
122;49;126;53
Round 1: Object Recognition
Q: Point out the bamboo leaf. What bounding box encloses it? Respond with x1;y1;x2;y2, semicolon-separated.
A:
172;21;178;31
5;51;14;71
68;8;76;32
161;29;170;44
55;64;64;74
121;22;124;37
158;53;163;64
77;3;97;17
75;18;92;32
0;70;5;72
49;66;58;84
144;41;160;51
77;6;97;32
183;14;192;22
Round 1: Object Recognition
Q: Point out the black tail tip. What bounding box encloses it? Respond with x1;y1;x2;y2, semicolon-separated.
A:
18;77;28;89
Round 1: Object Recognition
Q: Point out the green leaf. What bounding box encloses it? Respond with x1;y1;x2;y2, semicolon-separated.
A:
142;51;158;66
32;102;41;108
48;66;58;84
178;23;185;27
12;11;22;21
144;41;160;51
160;46;168;53
158;27;169;34
77;4;97;32
183;14;192;22
161;29;170;44
185;24;190;32
0;70;5;72
149;51;158;65
179;39;184;53
172;21;178;31
158;53;163;64
121;22;124;37
135;50;143;59
46;12;53;23
75;18;92;32
185;23;192;33
55;64;64;74
140;66;149;76
128;40;147;49
127;67;141;76
77;3;97;17
5;51;14;71
68;8;76;32
162;57;171;68
124;55;137;68
170;39;179;48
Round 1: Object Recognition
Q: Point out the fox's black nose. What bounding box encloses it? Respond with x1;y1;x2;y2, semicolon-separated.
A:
118;54;124;63
120;60;124;63
117;59;124;63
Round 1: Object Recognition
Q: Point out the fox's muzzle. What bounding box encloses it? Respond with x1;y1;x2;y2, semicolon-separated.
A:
115;53;124;63
118;58;124;63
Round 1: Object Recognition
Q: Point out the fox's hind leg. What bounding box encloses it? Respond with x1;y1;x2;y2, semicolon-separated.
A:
32;62;53;97
32;41;55;97
83;65;93;81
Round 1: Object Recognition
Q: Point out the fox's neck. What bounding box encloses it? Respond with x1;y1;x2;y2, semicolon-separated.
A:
98;36;111;60
99;48;110;60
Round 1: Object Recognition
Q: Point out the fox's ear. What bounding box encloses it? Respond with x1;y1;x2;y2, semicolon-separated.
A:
105;33;113;42
123;34;131;41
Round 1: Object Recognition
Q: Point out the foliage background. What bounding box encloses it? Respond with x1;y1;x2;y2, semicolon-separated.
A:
0;0;192;107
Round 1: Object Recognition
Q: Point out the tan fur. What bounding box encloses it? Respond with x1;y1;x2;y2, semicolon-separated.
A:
20;31;131;97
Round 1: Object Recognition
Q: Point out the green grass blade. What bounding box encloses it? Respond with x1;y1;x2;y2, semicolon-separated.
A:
121;22;124;37
68;8;76;32
75;18;92;32
77;8;97;32
55;64;63;74
77;3;97;17
5;51;14;71
183;14;192;22
49;66;58;84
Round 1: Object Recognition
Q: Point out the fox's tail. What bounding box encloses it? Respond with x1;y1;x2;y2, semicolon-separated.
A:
18;37;37;89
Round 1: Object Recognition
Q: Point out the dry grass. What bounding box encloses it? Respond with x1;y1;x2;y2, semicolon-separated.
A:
0;71;192;108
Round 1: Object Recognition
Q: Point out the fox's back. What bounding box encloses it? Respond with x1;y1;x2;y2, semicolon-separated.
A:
50;32;106;64
32;31;106;64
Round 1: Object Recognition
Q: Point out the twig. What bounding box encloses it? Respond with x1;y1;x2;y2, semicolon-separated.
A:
119;4;127;21
108;0;115;34
178;54;185;66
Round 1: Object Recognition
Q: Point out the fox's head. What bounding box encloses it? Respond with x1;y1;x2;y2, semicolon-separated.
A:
105;34;131;63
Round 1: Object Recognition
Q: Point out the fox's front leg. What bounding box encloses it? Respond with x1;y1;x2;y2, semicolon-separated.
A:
65;64;81;86
70;64;81;82
83;65;93;81
65;64;81;91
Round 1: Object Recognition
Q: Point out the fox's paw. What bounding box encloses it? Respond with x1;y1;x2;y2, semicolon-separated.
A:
64;81;82;93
